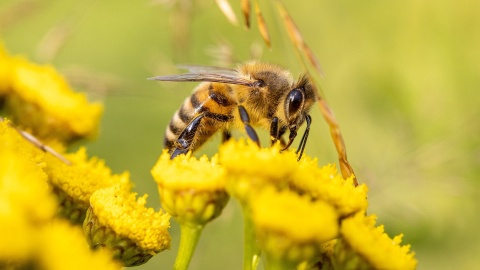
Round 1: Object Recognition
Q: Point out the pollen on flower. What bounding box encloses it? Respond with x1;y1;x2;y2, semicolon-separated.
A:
0;121;56;223
4;55;102;142
89;185;171;252
219;139;299;181
292;162;368;216
0;122;57;261
44;147;131;204
252;187;339;244
38;220;122;270
339;211;418;270
152;150;229;225
251;187;339;264
151;150;226;191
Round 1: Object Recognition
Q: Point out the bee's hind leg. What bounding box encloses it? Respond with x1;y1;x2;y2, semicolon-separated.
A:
170;114;204;159
238;105;260;146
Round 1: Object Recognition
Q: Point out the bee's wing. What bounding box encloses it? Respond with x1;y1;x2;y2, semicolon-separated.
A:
149;72;255;86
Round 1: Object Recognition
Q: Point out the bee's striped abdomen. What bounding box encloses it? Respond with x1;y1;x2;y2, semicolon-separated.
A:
164;83;236;153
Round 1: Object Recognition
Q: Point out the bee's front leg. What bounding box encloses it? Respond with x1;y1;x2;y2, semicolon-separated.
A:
269;117;288;147
270;117;279;145
171;114;205;159
238;105;260;146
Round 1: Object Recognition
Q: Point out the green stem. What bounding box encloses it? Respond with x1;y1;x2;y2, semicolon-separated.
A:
174;223;204;270
265;257;294;270
242;207;261;270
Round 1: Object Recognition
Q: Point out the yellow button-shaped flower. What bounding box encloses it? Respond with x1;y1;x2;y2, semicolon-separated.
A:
337;211;417;270
85;185;171;266
151;150;229;225
251;187;339;265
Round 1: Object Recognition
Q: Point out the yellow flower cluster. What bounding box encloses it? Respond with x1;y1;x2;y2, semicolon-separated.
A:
218;140;370;268
1;42;173;267
88;184;171;253
0;43;102;142
152;139;417;269
0;121;121;269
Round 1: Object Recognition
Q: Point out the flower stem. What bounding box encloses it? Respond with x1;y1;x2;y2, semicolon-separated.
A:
242;207;261;270
174;223;204;270
265;257;294;270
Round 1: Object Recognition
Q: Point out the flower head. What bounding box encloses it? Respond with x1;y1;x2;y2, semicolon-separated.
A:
38;221;122;270
251;187;339;265
44;147;131;224
89;185;171;252
2;53;102;142
218;140;298;202
336;211;418;270
291;162;368;217
0;128;56;262
151;150;229;225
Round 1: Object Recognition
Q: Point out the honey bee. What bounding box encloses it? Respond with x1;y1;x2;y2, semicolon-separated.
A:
149;61;317;160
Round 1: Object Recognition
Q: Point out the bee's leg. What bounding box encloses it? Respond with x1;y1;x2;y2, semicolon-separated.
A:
171;114;204;159
269;117;289;147
295;114;312;161
270;117;280;145
278;126;288;147
221;129;232;142
238;105;260;146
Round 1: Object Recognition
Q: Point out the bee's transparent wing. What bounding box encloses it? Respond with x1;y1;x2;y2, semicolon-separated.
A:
149;69;255;86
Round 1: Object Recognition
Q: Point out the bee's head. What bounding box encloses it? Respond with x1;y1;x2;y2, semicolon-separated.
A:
284;75;315;128
280;76;316;155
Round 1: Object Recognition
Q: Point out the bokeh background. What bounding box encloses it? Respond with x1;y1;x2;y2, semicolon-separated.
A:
2;0;479;269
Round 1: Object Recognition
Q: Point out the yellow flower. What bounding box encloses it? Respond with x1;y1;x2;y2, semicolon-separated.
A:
0;121;57;263
251;187;339;266
44;147;131;224
337;211;417;270
4;55;102;142
292;162;368;217
151;150;229;225
151;151;229;270
37;220;122;270
85;185;171;266
218;139;298;202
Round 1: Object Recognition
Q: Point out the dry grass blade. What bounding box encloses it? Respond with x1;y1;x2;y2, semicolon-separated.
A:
254;0;271;47
276;1;324;77
36;21;73;62
241;0;251;29
216;0;238;25
0;0;40;32
315;96;357;186
0;117;71;165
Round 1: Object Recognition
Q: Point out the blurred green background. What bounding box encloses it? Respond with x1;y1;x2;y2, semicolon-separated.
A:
2;0;479;269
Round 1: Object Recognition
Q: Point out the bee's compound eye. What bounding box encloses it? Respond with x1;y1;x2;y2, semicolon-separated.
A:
286;89;305;118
